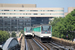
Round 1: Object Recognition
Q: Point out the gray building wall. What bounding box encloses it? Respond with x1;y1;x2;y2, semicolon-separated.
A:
0;4;64;31
0;17;31;31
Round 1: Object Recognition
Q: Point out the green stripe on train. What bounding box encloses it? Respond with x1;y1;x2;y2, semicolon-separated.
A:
33;26;41;32
24;28;26;31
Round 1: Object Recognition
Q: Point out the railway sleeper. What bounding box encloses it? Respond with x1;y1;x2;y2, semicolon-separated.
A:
25;35;33;39
41;38;51;42
34;38;50;50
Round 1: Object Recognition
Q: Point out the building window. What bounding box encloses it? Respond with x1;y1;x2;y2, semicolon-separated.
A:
25;10;29;12
26;13;31;15
20;13;23;15
26;13;27;15
43;10;45;11
20;10;24;11
54;10;64;12
34;13;38;15
41;13;44;15
50;10;53;11
4;10;9;11
19;17;22;18
30;10;38;12
23;13;25;15
4;17;7;18
0;17;2;18
29;13;31;15
22;17;24;18
13;17;16;18
51;13;64;15
39;10;42;12
15;10;19;11
9;10;14;11
45;13;50;15
0;10;3;11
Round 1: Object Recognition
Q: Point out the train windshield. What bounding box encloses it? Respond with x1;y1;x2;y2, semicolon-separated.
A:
42;25;50;31
26;27;32;32
42;25;51;34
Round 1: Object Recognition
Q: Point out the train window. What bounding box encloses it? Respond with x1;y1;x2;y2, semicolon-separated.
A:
26;27;32;32
42;25;51;34
42;25;50;31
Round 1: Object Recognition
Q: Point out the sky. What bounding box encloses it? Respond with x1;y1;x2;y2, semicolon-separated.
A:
0;0;75;12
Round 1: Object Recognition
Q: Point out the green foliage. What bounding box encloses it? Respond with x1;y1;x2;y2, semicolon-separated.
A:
11;31;16;37
20;30;24;36
19;33;21;37
50;9;75;40
0;30;10;43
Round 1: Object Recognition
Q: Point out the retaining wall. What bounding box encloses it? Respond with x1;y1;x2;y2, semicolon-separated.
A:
52;37;75;48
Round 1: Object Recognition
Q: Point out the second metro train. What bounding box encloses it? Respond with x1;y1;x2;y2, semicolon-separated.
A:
32;25;52;42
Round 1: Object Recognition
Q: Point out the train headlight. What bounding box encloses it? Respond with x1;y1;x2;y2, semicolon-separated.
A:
41;36;43;37
49;36;51;37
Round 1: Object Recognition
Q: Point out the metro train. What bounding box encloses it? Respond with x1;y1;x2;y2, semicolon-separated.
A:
32;25;52;42
24;27;34;38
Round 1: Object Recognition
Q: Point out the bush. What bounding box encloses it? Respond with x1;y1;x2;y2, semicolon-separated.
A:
11;32;16;37
50;9;75;40
0;30;10;43
20;30;24;35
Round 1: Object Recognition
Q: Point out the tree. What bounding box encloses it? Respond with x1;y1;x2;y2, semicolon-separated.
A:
20;30;24;35
0;30;10;43
50;9;75;40
11;32;16;37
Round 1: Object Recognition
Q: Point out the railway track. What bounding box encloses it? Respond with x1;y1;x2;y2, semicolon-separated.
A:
25;38;50;50
26;39;33;50
43;42;69;50
25;36;74;50
33;38;50;50
35;37;70;50
48;42;67;50
51;41;74;50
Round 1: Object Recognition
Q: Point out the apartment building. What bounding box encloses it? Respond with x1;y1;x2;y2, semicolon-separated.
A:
0;4;64;31
64;7;75;16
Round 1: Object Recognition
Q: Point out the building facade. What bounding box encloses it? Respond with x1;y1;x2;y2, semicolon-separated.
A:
64;7;75;16
0;4;64;31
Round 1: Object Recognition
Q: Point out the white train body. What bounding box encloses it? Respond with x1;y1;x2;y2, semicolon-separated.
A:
25;32;34;36
33;25;52;42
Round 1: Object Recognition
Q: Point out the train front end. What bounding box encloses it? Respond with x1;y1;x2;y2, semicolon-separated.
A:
40;25;52;42
24;27;34;38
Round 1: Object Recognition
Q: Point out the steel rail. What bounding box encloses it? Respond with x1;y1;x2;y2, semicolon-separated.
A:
33;39;44;50
48;41;68;50
25;39;28;50
26;39;33;50
33;38;50;50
